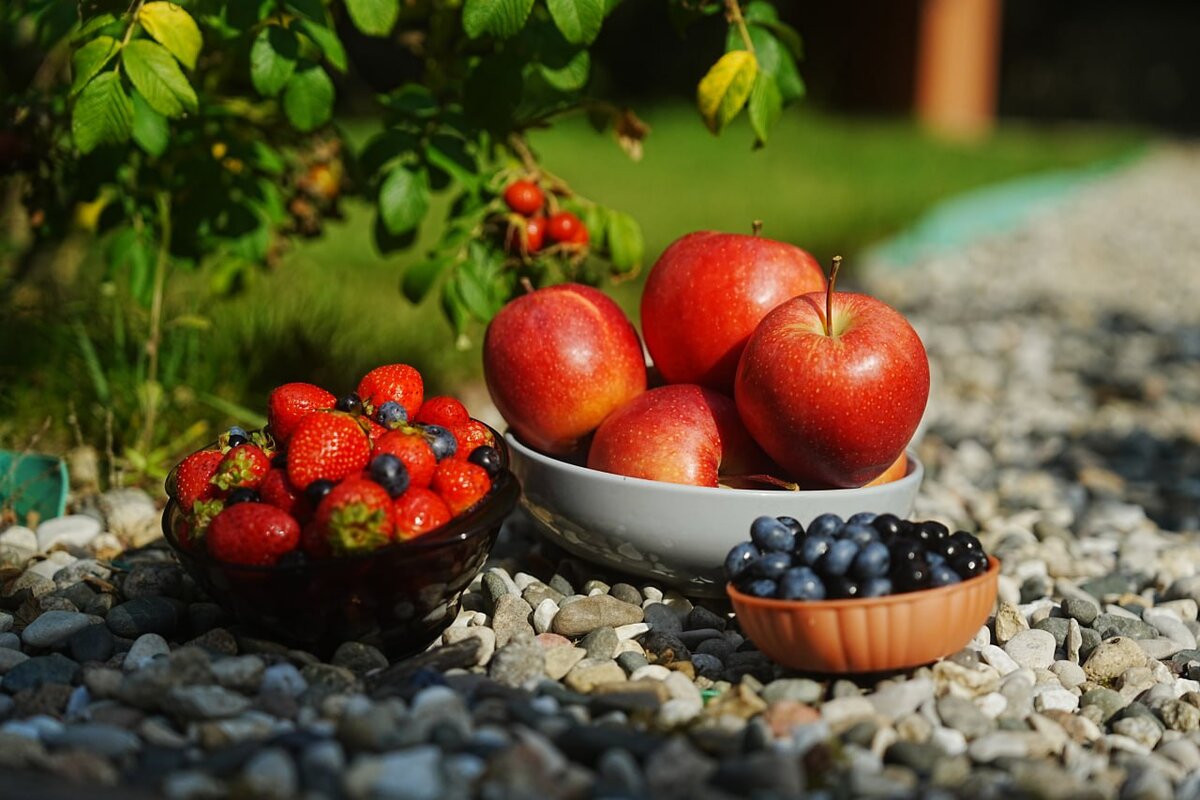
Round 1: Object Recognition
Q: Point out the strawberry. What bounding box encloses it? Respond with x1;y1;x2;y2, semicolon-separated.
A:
431;459;492;516
269;382;336;444
373;430;437;489
393;487;452;540
314;476;394;555
207;503;300;566
356;363;423;418
414;396;469;429
301;519;332;559
451;419;495;459
211;444;272;493
363;417;387;443
174;449;224;511
286;411;372;490
259;468;312;521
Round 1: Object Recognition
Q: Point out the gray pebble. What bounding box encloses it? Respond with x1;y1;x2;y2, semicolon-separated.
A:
691;654;723;679
642;603;683;635
2;653;79;692
45;722;141;758
106;597;180;639
124;633;170;671
580;627;619;660
1062;596;1100;626
552;595;643;637
489;632;544;688
260;663;307;697
610;583;642;606
240;747;298;799
21;610;94;649
332;641;389;677
163;685;251;720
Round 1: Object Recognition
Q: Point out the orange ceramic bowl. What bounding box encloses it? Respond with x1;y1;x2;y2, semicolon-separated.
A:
728;556;1000;674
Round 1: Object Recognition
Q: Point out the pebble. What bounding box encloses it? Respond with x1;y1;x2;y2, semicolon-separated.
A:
20;611;94;649
2;653;79;692
106;597;179;639
36;515;102;551
532;599;558;634
442;626;496;667
1083;637;1147;682
124;633;170;671
543;646;587;681
240;748;298;799
331;642;388;677
491;594;534;647
163;686;251;720
564;658;626;693
1003;629;1057;670
488;632;544;688
260;663;307;698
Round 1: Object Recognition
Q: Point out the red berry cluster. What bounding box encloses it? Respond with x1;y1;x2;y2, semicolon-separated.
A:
171;364;501;567
502;179;588;257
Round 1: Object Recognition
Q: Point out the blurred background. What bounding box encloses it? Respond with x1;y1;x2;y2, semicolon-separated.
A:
3;0;1193;490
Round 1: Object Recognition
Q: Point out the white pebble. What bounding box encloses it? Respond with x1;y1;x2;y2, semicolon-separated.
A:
630;665;671;682
1034;688;1079;713
532;599;558;634
980;644;1021;675
976;692;1008;719
930;726;968;757
614;623;649;641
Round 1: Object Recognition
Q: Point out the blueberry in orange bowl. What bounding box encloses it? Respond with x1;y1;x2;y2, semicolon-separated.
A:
162;366;520;659
726;512;999;673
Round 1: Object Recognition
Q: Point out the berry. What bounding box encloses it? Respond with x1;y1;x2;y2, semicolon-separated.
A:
301;520;331;559
259;468;312;520
268;383;337;444
523;216;547;253
930;565;962;587
304;479;336;507
846;511;877;526
951;530;983;553
431;459;492;515
570;224;589;247
807;513;842;539
414;396;469;429
375;401;408;429
799;534;834;567
467;446;503;477
363;417;387;443
419;423;458;461
819;539;859;577
546;211;583;244
174;450;224;511
314;477;395;555
743;578;778;599
851;541;890;579
826;576;861;599
369;453;410;498
750;516;795;553
336;392;362;414
207;503;300;566
226;430;249;448
724;541;760;582
286;411;372;490
393;487;452;540
450;420;494;458
892;553;932;593
916;520;949;545
779;567;826;600
211;444;272;493
871;513;904;539
950;553;988;578
752;551;791;580
860;577;893;598
373;430;437;489
841;523;878;546
226;487;260;506
356;363;423;418
778;516;805;537
503;180;544;215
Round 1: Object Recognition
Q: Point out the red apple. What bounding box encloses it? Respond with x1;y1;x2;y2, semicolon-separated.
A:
734;259;929;488
484;283;646;455
587;384;771;487
640;231;826;393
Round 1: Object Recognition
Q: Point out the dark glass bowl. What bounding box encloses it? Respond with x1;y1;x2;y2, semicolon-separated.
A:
162;426;519;658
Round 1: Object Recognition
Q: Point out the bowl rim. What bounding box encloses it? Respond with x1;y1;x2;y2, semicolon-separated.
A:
505;430;924;498
726;555;1000;610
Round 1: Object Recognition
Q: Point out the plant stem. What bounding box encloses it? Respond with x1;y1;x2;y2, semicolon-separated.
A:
824;255;842;337
725;0;756;55
121;0;147;46
137;192;170;457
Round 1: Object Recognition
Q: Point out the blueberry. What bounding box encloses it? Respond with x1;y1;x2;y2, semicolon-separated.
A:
951;530;983;553
751;516;795;553
752;552;792;580
799;533;834;567
227;433;248;448
916;520;949;545
778;567;826;601
860;577;893;598
743;578;779;598
419;424;457;460
468;446;503;477
777;516;805;537
724;542;760;582
930;565;962;587
826;576;861;599
335;392;362;414
841;523;878;546
226;487;260;505
871;513;904;539
369;453;410;498
950;553;988;578
807;513;842;538
271;451;287;469
892;555;932;593
304;479;336;506
819;539;859;577
846;512;877;526
851;541;890;579
926;551;947;568
890;539;926;566
228;425;249;439
375;401;408;429
276;550;308;568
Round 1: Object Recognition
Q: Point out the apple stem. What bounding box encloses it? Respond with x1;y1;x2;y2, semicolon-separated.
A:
519;276;536;295
824;255;842;337
751;219;763;236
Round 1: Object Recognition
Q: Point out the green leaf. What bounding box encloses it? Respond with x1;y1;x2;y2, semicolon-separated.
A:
345;0;399;36
747;72;782;145
741;2;779;24
606;210;643;272
122;39;198;118
546;0;603;45
359;128;420;177
426;136;479;190
130;90;169;156
726;25;804;102
582;204;609;252
285;0;327;21
696;50;757;134
282;63;334;131
73;13;120;42
402;256;449;304
250;26;297;97
539;49;589;91
378;166;430;235
71;36;120;95
297;19;348;71
462;0;535;39
71;70;133;153
138;2;203;70
250;141;286;175
754;19;803;60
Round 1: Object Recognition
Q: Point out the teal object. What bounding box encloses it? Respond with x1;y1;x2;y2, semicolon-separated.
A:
0;450;69;521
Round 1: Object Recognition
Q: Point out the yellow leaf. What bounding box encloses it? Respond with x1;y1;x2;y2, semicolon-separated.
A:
138;2;203;70
696;50;758;134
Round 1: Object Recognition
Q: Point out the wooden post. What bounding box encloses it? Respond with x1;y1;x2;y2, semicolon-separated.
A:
915;0;1002;138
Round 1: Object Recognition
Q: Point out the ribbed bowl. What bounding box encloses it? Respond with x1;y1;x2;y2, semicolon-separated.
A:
728;556;1000;673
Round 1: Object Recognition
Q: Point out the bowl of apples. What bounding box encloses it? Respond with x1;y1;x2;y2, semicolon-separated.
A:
163;364;519;658
486;233;931;596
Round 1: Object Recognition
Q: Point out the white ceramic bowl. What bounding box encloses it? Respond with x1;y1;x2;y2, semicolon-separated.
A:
506;432;924;597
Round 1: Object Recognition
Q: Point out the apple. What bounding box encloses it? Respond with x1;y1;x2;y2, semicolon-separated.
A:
484;283;646;455
865;452;908;487
734;258;929;488
587;384;771;486
640;230;826;393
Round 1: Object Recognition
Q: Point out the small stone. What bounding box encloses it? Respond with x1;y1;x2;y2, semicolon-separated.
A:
1080;687;1127;722
686;606;727;632
164;685;251;720
45;723;140;759
1159;699;1200;732
552;596;643;637
993;602;1028;645
1094;613;1159;640
124;633;170;671
2;653;79;692
332;642;388;677
691;654;723;679
0;649;30;673
211;655;266;692
936;695;993;739
532;599;558;634
1144;608;1197;648
489;632;544;688
1032;617;1070;648
1034;688;1079;713
762;678;823;705
0;526;38;568
106;597;179;639
1062;596;1100;626
99;488;161;546
491;594;534;647
0;613;12;633
543;646;587;681
260;663;307;697
300;663;358;707
642;603;682;635
580;627;619;660
1083;637;1146;682
36;515;101;551
610;583;642;606
616;651;649;675
565;658;626;692
640;632;691;665
239;748;298;799
869;678;934;721
1112;715;1162;748
20;611;94;649
821;696;876;729
1050;660;1086;689
482;571;515;612
630;664;672;682
979;644;1020;675
346;745;443;800
614;623;650;641
1003;629;1056;669
442;627;496;667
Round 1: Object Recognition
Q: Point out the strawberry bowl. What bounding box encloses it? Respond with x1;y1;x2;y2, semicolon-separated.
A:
163;427;520;659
